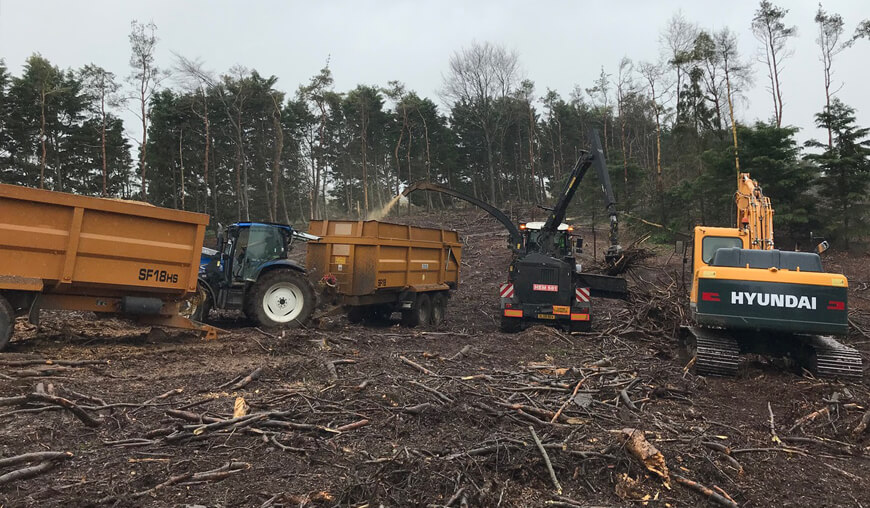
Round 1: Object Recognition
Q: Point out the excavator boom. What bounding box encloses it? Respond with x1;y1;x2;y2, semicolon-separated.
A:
735;173;774;250
540;129;622;262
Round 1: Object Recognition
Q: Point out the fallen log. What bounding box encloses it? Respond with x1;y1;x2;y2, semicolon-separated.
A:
400;355;437;376
0;452;73;486
852;409;870;436
529;425;562;494
334;419;369;432
0;461;61;486
0;359;106;367
673;474;738;508
229;366;264;390
0;451;72;469
26;393;100;427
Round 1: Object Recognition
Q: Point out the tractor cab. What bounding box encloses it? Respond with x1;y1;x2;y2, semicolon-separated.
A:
198;222;318;324
519;222;575;259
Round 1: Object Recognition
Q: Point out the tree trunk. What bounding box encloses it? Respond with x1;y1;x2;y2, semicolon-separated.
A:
100;92;107;196
40;86;47;189
270;95;284;221
484;129;496;204
528;103;536;204
361;100;369;216
140;65;148;201
179;129;185;210
202;93;210;216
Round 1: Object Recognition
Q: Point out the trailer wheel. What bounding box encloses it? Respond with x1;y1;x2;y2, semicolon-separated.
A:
366;304;393;323
0;295;14;351
187;284;211;322
499;316;521;333
401;293;431;327
346;306;365;324
249;270;315;328
430;292;448;326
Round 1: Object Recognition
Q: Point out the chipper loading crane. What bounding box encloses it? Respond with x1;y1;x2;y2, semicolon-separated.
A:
403;130;627;333
683;173;862;378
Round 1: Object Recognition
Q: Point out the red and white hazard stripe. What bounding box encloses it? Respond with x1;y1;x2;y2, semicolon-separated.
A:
499;283;515;299
575;287;590;303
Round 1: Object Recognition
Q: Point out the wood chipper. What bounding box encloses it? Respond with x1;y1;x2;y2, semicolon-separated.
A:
0;183;215;351
306;220;462;326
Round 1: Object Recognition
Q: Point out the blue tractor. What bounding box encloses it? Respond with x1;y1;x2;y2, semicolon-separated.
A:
198;222;319;328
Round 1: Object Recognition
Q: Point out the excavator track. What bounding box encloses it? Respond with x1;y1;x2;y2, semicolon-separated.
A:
804;335;863;379
681;326;864;379
681;326;740;377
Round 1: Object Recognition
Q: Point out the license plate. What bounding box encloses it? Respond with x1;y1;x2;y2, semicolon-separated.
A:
553;305;570;315
537;314;556;320
533;284;559;292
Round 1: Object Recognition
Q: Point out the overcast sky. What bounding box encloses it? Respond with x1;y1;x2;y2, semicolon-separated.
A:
1;0;867;148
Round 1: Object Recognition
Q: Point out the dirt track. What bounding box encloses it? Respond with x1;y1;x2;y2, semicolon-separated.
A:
2;210;870;507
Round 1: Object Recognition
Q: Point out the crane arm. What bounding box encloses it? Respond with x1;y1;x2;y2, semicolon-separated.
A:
735;173;774;250
540;129;622;262
401;181;524;252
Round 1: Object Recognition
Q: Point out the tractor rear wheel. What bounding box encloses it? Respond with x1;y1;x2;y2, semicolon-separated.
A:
401;293;431;327
248;270;315;329
430;292;448;326
0;294;14;351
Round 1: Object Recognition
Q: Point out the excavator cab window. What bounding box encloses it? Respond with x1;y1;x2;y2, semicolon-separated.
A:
701;236;743;264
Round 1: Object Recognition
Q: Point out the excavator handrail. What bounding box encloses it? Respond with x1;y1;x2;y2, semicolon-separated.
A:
401;181;524;252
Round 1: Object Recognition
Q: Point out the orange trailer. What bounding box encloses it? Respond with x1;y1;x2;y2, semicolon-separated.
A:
306;220;462;326
0;183;215;350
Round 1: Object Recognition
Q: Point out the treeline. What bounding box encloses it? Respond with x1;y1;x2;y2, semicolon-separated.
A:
0;6;869;247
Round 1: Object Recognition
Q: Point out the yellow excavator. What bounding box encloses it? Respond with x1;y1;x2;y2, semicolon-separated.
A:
682;173;862;378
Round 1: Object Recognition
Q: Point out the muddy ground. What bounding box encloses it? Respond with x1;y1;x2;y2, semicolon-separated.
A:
2;209;870;508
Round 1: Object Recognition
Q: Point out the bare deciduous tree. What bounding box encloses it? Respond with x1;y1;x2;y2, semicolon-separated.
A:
442;41;520;203
715;28;753;175
127;20;165;200
174;54;216;217
616;57;636;200
585;67;612;151
660;11;698;125
638;61;667;223
81;64;121;196
814;5;846;148
752;1;796;127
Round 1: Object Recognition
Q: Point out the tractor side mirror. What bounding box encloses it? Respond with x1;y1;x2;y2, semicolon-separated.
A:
574;237;584;254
